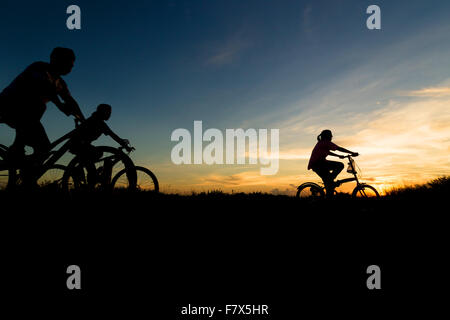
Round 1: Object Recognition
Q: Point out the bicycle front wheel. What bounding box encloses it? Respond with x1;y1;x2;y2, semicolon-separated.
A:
296;182;325;199
352;184;380;198
37;164;67;189
0;147;9;190
111;166;159;192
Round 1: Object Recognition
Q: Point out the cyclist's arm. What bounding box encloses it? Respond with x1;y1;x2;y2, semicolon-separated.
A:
57;85;85;121
51;96;71;116
328;151;344;158
336;146;358;155
103;124;130;149
62;95;84;121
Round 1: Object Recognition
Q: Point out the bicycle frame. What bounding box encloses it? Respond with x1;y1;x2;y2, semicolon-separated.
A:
94;147;136;186
37;129;79;177
0;127;78;182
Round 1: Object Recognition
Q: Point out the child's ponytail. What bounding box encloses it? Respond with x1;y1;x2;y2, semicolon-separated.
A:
317;133;322;141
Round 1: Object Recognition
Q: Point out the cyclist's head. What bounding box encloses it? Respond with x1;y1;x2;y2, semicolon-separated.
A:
50;47;75;75
95;104;112;120
317;129;333;141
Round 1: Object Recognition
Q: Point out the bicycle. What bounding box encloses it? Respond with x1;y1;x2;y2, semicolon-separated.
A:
62;144;159;193
296;155;380;199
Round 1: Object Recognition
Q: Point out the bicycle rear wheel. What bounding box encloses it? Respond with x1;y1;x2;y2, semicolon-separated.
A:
352;184;380;198
296;182;325;199
62;146;137;192
111;166;159;192
0;146;67;190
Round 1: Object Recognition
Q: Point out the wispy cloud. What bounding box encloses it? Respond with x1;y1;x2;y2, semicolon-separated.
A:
204;31;251;66
302;5;314;38
404;86;450;97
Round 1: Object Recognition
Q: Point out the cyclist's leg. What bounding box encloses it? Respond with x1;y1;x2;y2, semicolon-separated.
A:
312;164;333;190
2;101;25;163
77;144;100;187
322;161;344;196
313;161;340;196
19;121;51;186
86;145;101;186
8;125;26;164
27;121;51;162
326;160;344;182
0;96;14;125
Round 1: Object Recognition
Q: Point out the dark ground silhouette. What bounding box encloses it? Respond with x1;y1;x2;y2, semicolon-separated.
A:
1;177;448;316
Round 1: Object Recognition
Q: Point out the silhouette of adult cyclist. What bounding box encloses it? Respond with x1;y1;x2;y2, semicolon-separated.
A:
307;130;358;196
0;47;84;171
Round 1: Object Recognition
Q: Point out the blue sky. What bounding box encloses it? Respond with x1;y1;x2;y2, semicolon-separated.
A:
1;0;450;192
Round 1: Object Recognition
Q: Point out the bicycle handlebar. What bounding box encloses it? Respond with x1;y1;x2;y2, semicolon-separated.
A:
344;153;359;159
119;145;135;154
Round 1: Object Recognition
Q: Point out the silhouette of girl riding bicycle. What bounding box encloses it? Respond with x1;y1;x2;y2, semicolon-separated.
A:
298;129;379;198
308;129;358;194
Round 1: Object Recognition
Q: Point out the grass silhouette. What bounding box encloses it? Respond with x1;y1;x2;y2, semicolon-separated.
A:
3;175;448;201
384;176;450;199
1;176;447;219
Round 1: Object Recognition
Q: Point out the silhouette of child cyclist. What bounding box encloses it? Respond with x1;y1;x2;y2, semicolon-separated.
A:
0;47;84;168
307;130;358;196
70;104;133;187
